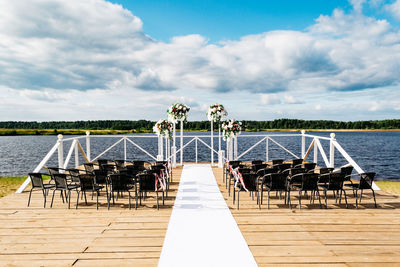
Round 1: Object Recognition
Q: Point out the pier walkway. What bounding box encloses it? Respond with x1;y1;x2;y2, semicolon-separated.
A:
159;164;257;267
0;165;400;266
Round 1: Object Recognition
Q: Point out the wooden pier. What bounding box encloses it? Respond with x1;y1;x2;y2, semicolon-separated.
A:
1;165;400;266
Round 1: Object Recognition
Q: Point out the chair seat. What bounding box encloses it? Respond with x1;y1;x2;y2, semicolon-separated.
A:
42;184;55;189
67;184;79;190
319;184;343;190
94;185;104;191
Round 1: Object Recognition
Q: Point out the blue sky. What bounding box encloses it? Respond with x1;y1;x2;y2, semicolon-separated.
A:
110;0;354;42
0;0;399;122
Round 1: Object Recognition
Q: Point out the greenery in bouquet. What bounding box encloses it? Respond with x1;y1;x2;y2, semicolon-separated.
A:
153;119;173;139
167;103;190;123
206;104;227;122
221;119;242;140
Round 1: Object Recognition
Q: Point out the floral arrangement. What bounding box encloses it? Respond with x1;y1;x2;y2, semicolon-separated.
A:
167;103;190;123
206;104;227;122
153;119;173;139
221;119;242;140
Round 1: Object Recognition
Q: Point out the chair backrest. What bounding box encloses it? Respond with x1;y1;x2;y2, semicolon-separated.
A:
78;174;95;191
93;169;107;184
138;173;156;192
66;169;81;183
303;163;316;172
228;161;242;169
251;160;263;165
114;160;125;168
275;163;291;173
29;173;44;188
271;159;284;165
327;173;345;190
318;167;333;175
291;158;304;167
47;167;60;176
359;172;376;189
97;159;109;166
109;174;132;191
101;164;116;174
340;166;354;177
300;173;319;190
252;163;268;171
83;163;95;174
266;173;288;191
240;172;258;191
53;173;68;189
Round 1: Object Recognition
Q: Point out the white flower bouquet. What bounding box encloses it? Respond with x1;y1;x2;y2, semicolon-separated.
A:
167;103;190;123
153;119;173;139
221;119;242;140
206;104;227;122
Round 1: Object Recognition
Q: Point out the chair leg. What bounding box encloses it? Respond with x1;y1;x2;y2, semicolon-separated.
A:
233;186;235;204
68;190;71;209
84;191;88;205
76;191;80;209
267;190;270;209
298;191;302;210
156;191;159;210
257;191;261;209
237;190;240;210
355;189;359;209
162;191;165;205
128;191;131;210
324;190;328;208
97;191;99;210
359;189;363;203
316;189;322;208
288;188;292;209
50;190;56;208
343;190;348;208
372;189;377;208
27;188;33;207
43;189;47;208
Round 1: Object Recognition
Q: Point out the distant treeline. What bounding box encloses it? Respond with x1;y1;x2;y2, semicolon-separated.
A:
0;119;399;132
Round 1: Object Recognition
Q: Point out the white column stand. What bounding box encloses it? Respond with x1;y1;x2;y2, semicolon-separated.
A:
57;134;64;169
180;120;183;166
172;123;176;167
195;137;198;163
218;150;225;168
234;136;238;160
211;120;214;165
330;133;335;168
75;138;79;168
86;131;91;162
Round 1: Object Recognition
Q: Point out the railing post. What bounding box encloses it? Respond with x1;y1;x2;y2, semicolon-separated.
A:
313;138;318;163
86;131;91;162
123;136;127;161
195;137;198;163
157;135;163;161
265;137;269;162
301;130;306;158
75;138;79;168
211;121;214;166
58;134;64;169
172;146;177;167
330;133;335;168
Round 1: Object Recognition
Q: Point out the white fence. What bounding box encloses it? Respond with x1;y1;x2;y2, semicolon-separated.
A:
16;130;379;193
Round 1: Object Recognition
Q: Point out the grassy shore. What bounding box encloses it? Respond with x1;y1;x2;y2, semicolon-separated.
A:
0;176;399;199
1;128;399;136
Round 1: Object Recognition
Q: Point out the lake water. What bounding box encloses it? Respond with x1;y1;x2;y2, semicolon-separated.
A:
0;131;399;180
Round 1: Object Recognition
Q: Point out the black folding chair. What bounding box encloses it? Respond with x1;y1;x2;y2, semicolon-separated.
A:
346;172;377;208
50;173;79;209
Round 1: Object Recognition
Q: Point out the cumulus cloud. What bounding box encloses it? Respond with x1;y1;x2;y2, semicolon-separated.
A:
0;0;399;120
385;0;400;20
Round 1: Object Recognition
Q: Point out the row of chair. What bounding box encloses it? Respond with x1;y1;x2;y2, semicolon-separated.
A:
27;159;172;210
224;159;377;209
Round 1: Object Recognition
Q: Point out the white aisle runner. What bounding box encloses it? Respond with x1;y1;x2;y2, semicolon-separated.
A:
158;164;257;267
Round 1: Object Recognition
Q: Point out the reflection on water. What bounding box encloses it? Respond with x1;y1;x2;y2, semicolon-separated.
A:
0;131;399;180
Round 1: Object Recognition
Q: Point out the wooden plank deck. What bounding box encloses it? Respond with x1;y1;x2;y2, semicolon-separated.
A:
0;167;182;267
212;167;400;266
0;165;399;266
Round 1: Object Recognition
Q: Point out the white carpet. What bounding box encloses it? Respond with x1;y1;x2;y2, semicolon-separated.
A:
158;164;257;267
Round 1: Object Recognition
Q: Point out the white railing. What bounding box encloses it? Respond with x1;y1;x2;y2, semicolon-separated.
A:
16;130;379;193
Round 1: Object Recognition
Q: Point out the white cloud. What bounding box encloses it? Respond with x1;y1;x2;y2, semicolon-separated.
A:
385;0;400;20
0;0;399;121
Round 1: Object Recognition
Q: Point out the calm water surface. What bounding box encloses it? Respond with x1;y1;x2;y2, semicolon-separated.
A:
0;131;399;180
